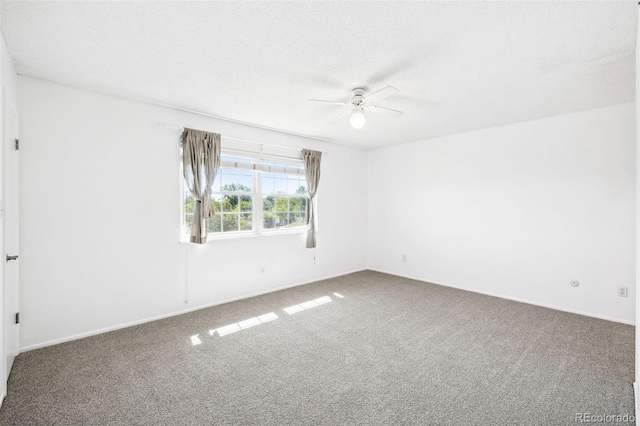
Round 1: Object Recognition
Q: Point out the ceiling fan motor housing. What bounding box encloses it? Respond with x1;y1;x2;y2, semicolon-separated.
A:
351;88;366;110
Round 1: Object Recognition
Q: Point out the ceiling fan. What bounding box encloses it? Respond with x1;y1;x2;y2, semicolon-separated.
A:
308;86;403;129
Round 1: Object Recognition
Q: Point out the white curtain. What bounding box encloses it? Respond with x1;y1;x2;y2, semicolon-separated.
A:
302;149;322;248
182;128;221;244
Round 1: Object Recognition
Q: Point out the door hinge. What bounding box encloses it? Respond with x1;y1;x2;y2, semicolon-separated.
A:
15;312;19;324
14;139;19;150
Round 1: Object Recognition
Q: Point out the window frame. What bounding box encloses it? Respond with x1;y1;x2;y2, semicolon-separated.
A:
180;150;308;242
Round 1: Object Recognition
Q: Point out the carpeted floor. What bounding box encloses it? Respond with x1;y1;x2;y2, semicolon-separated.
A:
0;270;635;425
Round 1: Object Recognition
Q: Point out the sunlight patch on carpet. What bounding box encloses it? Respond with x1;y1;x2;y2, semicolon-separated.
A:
211;312;279;337
284;296;332;315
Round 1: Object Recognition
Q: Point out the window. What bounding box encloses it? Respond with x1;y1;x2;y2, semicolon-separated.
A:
182;153;308;238
209;156;254;234
261;160;307;231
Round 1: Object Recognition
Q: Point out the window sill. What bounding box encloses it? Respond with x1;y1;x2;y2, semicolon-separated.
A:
179;227;307;244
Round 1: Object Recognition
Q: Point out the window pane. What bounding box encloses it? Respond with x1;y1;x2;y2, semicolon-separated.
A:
240;213;252;231
208;214;222;233
297;177;307;195
263;211;276;229
275;197;289;212
234;173;253;191
263;195;275;229
222;213;239;232
290;197;306;213
222;195;239;212
275;210;288;228
184;193;196;215
240;195;252;213
262;173;275;194
274;176;287;194
263;196;275;213
287;177;302;195
274;198;289;229
218;169;232;190
220;168;252;192
212;194;223;213
289;213;305;228
185;212;193;234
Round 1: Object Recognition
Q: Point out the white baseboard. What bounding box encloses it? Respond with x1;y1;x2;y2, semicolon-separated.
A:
634;382;638;417
0;391;5;408
368;267;635;326
20;267;368;353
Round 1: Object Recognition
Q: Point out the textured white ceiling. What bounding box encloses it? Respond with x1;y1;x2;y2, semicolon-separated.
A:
1;1;636;149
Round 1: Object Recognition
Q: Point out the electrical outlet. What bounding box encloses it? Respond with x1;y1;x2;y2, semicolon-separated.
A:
402;254;407;262
260;265;266;273
618;287;628;298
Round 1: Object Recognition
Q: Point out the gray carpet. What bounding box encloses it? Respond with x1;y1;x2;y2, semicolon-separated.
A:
0;270;635;425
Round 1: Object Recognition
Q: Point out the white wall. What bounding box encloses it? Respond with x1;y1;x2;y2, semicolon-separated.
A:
1;39;17;110
368;103;636;324
0;33;18;403
17;77;368;350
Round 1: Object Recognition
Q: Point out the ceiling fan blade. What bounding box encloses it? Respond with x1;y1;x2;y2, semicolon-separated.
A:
307;99;347;107
327;106;351;124
364;86;399;103
367;104;403;118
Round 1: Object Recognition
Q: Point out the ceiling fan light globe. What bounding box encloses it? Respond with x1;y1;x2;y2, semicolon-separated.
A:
350;111;366;129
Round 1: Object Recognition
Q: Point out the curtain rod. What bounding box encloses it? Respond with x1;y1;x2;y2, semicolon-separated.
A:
158;122;327;155
223;147;302;161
